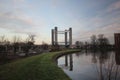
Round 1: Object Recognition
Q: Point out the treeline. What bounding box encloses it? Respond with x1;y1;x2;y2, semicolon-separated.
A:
0;34;52;64
75;34;114;50
0;35;35;57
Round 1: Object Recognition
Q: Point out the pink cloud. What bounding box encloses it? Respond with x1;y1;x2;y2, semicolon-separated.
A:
0;11;35;26
107;0;120;12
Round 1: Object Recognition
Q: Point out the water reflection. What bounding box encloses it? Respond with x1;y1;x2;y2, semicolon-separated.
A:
65;55;68;66
58;50;120;80
69;54;73;71
63;54;73;71
115;50;120;65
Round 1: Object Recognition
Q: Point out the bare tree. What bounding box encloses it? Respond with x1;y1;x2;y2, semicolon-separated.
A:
0;35;9;62
24;34;36;56
13;36;21;44
90;34;110;49
41;42;49;50
91;35;97;45
90;35;98;50
0;35;7;52
79;41;84;49
26;34;35;43
75;41;80;48
97;34;110;49
12;36;22;55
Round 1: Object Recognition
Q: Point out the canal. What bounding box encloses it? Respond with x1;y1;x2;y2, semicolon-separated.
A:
57;50;120;80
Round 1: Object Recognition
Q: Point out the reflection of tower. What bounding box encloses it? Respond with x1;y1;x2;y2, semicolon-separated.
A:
115;50;120;65
64;54;73;71
65;55;68;66
69;54;73;71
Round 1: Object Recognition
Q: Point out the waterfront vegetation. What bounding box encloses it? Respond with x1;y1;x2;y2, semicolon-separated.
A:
0;49;80;80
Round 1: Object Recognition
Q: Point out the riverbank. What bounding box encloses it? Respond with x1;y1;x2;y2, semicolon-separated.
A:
0;49;80;80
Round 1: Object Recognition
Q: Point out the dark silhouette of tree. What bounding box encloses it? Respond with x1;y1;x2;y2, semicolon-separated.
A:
84;41;89;49
0;36;9;62
41;42;49;50
51;44;60;51
75;41;80;48
0;35;6;52
12;36;21;55
90;34;110;50
90;35;97;49
26;34;35;43
79;41;84;49
24;34;35;56
97;34;110;49
75;41;84;49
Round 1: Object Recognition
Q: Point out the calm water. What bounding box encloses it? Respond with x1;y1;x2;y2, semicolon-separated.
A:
57;50;120;80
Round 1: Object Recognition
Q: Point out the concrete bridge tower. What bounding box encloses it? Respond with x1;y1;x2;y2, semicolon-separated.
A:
51;27;72;48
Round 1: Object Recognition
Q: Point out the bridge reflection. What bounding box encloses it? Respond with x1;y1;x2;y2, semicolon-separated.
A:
65;54;73;71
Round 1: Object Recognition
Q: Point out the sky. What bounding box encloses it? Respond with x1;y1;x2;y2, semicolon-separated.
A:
0;0;120;44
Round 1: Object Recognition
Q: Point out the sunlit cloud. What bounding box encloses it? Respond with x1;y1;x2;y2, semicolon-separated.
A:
74;21;120;44
107;0;120;12
0;10;46;34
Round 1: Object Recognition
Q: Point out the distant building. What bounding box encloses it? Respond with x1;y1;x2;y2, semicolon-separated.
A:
114;33;120;50
114;33;120;65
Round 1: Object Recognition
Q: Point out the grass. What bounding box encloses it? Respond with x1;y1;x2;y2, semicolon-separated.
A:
0;49;80;80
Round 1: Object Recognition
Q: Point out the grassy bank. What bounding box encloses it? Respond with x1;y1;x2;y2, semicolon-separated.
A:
0;49;80;80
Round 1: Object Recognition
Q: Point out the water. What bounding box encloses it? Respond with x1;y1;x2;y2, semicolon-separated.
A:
57;50;120;80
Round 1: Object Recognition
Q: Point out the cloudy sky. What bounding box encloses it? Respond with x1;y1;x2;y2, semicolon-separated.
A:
0;0;120;44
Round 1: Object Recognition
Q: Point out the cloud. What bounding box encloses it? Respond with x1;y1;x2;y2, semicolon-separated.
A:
0;0;48;33
107;0;120;12
69;0;120;44
75;21;120;44
13;0;25;6
0;10;46;35
85;0;120;30
0;11;33;26
13;0;25;2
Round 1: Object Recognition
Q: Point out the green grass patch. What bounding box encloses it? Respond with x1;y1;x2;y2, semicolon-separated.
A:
0;49;80;80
